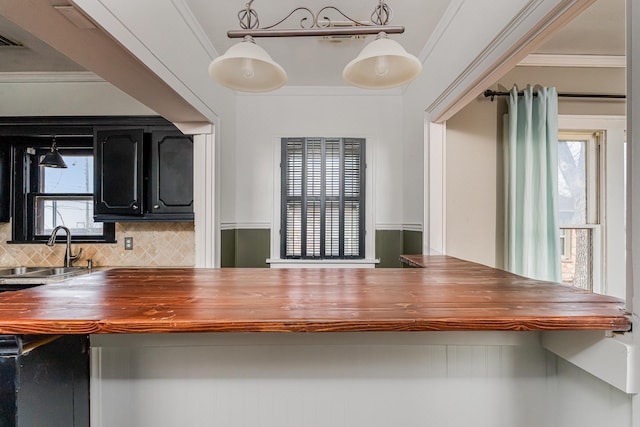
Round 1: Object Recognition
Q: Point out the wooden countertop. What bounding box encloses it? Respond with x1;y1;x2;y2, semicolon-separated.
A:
0;257;631;334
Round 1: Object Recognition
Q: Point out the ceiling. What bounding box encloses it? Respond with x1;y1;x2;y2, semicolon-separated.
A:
0;0;626;88
0;13;84;72
535;0;625;55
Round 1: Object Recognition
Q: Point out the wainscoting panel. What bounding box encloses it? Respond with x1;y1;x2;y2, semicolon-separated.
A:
92;332;555;427
92;332;635;427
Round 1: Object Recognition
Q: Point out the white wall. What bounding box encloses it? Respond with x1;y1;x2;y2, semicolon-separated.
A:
552;356;632;426
445;99;501;267
231;89;404;228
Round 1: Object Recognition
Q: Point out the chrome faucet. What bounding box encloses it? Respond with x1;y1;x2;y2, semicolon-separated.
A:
46;225;83;267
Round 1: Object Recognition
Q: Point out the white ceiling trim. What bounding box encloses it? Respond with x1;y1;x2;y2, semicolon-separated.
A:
0;71;104;83
519;53;626;67
418;0;465;64
171;0;219;59
237;85;402;97
426;0;551;119
426;0;597;122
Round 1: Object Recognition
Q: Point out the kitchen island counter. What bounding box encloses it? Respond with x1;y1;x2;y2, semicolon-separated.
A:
0;256;630;334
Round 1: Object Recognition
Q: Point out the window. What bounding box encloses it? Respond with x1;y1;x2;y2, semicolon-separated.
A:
557;131;601;291
12;137;115;243
557;116;627;299
281;137;365;259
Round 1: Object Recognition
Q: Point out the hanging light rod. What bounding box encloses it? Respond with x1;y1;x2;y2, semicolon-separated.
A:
228;25;405;39
226;1;404;38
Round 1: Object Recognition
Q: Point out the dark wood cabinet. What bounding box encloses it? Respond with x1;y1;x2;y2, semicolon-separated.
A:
0;334;89;427
94;127;193;221
150;131;193;214
0;143;11;222
94;128;144;216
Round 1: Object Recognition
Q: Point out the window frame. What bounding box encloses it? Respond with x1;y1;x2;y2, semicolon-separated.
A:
557;115;627;299
280;137;366;260
11;139;115;244
557;131;602;292
268;136;376;268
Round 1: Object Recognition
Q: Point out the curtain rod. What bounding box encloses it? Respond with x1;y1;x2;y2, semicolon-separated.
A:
483;89;626;101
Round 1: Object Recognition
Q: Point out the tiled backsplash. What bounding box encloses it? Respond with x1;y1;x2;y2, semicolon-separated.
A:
0;222;195;267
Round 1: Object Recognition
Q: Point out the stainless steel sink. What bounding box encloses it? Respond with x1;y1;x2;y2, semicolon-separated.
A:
0;267;48;276
0;266;90;279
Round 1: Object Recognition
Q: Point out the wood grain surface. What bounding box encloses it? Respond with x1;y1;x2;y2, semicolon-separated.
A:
0;256;630;334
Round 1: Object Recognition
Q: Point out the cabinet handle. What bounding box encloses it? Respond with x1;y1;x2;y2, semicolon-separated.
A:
153;205;160;209
132;204;138;210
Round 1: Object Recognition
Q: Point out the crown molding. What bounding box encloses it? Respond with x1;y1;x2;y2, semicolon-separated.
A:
0;71;104;83
519;54;626;68
236;85;402;97
171;0;219;59
418;0;465;64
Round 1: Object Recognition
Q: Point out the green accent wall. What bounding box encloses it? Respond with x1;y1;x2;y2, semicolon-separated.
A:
222;228;421;268
220;229;236;268
403;230;423;255
375;230;423;268
375;230;403;268
221;229;271;268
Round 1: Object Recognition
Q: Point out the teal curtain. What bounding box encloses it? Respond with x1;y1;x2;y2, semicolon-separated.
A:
504;85;561;282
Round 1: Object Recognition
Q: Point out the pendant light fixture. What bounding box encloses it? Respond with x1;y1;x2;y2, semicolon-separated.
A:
209;35;287;92
343;32;422;89
209;0;421;92
39;137;67;169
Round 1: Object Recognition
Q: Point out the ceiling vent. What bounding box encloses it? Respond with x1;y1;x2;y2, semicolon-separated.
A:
0;34;23;47
319;21;369;43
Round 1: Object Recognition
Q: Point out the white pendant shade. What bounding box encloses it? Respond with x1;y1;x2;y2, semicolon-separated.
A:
343;34;422;89
208;37;287;92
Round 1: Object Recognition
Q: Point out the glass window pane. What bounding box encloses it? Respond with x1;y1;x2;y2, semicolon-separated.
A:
286;141;303;197
325;141;340;198
344;141;361;198
325;201;340;257
286;201;302;257
558;140;587;225
344;201;360;256
306;201;321;257
41;155;94;193
35;196;103;236
560;228;592;291
306;140;322;198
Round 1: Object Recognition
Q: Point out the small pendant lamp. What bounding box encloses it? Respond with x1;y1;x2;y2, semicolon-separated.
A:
39;138;67;168
342;32;422;89
208;35;287;92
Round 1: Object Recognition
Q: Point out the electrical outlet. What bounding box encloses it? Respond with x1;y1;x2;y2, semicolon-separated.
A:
124;237;134;250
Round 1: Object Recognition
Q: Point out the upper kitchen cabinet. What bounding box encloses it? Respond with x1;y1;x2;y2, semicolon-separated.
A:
94;126;194;222
94;128;144;216
149;131;194;214
0;143;12;223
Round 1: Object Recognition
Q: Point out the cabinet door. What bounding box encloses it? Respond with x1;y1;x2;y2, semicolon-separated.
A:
95;129;143;216
150;131;193;214
0;143;11;222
